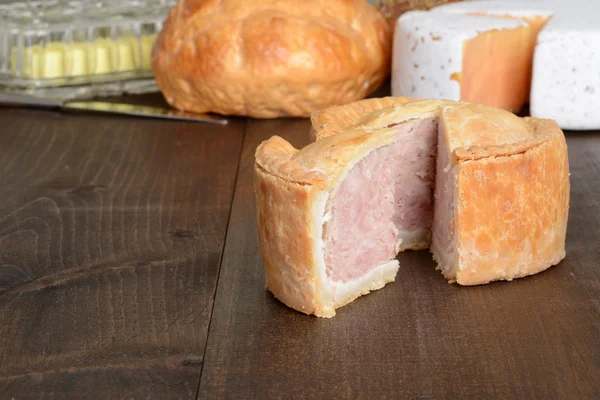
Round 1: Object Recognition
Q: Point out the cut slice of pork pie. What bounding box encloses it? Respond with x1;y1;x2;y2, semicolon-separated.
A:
254;98;569;317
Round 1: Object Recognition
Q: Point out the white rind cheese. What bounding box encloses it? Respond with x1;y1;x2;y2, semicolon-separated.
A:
531;10;600;129
394;0;600;130
392;12;525;102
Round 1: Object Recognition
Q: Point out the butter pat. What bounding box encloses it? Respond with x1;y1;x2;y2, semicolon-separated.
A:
65;44;90;76
141;34;158;69
11;47;41;78
115;37;137;72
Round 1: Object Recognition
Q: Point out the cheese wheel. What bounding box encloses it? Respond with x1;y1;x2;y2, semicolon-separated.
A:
393;0;600;130
392;11;530;112
255;98;570;317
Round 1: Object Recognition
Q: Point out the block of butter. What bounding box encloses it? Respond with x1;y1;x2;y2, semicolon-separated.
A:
10;34;158;80
0;0;175;99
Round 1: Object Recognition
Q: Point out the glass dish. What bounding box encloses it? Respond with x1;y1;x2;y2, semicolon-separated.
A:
0;0;176;99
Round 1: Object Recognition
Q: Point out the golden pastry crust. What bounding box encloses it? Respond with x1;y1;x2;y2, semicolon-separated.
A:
449;118;569;285
254;166;325;316
310;96;413;140
441;103;545;160
255;128;402;317
152;0;391;118
312;98;468;142
254;164;397;316
256;127;399;187
311;98;546;158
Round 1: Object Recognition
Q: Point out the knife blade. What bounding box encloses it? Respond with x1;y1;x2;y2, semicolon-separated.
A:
0;92;229;125
64;101;229;125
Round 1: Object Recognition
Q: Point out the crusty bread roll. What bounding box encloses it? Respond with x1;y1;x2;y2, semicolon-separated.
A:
254;98;569;317
152;0;391;118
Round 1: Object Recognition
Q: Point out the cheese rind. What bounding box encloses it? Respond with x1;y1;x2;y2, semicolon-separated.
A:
432;0;554;18
530;18;600;130
392;12;527;110
430;0;600;130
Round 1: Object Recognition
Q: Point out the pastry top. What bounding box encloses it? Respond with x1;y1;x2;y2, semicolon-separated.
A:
258;99;564;188
312;98;538;148
347;98;452;131
256;127;399;189
152;0;391;118
310;97;413;139
314;98;557;160
442;103;550;161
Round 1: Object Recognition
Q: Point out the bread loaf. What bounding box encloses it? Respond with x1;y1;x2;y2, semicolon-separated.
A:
152;0;391;118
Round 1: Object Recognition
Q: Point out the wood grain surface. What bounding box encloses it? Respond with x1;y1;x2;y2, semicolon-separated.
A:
0;95;599;399
198;120;600;399
0;105;244;398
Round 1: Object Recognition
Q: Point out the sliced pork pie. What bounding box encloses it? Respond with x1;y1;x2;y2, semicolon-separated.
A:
254;98;570;317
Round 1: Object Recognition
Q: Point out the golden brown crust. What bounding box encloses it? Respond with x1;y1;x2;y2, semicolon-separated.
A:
441;103;544;161
152;0;391;118
310;96;414;140
254;127;403;317
255;127;399;188
313;98;549;161
350;99;452;131
452;118;569;285
254;165;328;316
255;136;327;187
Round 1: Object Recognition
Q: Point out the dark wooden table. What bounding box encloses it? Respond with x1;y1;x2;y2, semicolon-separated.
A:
0;92;598;400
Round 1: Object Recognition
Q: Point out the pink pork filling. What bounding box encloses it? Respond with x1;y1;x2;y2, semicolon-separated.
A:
392;118;438;244
324;118;439;283
323;142;399;282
